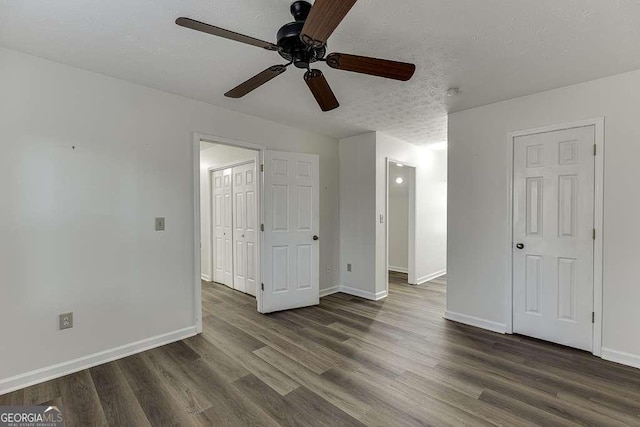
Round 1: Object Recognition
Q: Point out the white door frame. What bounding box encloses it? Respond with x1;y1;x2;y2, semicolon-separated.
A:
385;157;417;294
208;158;257;291
193;132;266;332
505;118;605;356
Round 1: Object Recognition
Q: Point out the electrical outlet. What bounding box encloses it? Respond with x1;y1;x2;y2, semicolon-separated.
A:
59;312;73;330
155;217;165;231
347;263;352;272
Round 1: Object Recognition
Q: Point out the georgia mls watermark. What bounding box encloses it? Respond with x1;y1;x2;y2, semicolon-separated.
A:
0;406;64;427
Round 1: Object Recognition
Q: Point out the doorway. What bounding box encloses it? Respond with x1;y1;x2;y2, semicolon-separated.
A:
508;119;604;355
194;133;321;318
385;159;416;291
200;141;259;296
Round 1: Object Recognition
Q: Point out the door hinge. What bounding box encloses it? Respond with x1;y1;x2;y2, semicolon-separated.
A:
261;283;264;291
593;228;596;240
593;144;597;156
261;224;264;232
592;312;595;324
260;164;264;172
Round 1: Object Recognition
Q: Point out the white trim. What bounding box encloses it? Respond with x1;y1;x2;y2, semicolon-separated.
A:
602;348;640;370
192;135;203;333
196;132;267;151
375;290;389;301
385;158;417;298
201;274;211;282
506;117;605;358
444;311;507;334
389;266;408;274
417;269;447;285
592;118;605;357
319;286;340;298
0;326;198;396
194;132;264;314
258;149;265;313
208;158;256;174
339;285;388;301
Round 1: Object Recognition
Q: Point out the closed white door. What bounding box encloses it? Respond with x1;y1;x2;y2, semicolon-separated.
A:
232;162;258;296
213;168;233;288
513;126;595;351
212;170;225;284
261;151;319;313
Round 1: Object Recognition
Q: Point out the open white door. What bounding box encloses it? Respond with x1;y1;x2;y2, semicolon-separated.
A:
261;150;319;313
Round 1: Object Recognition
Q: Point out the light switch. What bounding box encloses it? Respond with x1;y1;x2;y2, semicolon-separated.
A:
155;217;165;231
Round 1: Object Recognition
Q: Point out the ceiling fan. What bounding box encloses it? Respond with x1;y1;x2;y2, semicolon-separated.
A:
176;0;416;112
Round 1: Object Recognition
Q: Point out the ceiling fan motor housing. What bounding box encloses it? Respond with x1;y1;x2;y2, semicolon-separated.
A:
277;1;325;69
290;1;312;21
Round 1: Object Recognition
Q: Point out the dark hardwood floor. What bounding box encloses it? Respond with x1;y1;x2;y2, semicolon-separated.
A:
4;274;640;426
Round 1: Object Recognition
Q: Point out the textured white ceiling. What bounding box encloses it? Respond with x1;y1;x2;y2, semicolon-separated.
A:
1;0;640;145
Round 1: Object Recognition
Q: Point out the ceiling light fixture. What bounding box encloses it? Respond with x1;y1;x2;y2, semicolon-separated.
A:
395;177;404;184
396;163;404;167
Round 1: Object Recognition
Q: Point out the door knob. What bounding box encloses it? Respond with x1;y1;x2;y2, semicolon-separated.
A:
313;235;319;241
516;243;525;250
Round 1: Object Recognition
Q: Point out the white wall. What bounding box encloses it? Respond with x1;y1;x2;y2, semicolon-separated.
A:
448;68;640;367
338;133;377;297
375;133;448;295
0;46;340;390
388;164;409;272
199;144;258;281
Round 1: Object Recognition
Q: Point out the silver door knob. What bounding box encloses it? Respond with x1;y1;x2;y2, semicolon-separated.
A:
516;243;524;250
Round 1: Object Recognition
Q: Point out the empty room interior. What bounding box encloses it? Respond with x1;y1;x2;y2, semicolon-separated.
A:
1;1;640;426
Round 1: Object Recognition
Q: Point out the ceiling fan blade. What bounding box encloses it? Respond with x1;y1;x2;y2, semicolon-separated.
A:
176;17;279;51
304;69;339;112
225;65;288;98
300;0;357;48
326;53;416;81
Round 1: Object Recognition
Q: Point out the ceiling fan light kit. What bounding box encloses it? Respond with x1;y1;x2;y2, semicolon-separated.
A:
176;0;416;112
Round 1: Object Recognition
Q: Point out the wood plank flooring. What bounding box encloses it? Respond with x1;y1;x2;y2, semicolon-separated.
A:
4;273;640;426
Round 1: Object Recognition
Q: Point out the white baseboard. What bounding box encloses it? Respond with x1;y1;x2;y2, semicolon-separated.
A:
338;285;388;301
444;310;506;334
389;266;408;274
418;269;447;285
319;286;340;298
201;273;211;282
0;326;198;395
374;290;388;301
602;348;640;370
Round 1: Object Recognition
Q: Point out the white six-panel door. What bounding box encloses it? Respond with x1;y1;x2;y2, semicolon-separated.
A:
232;162;258;297
212;170;225;284
261;150;319;313
213;168;233;288
513;126;595;351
